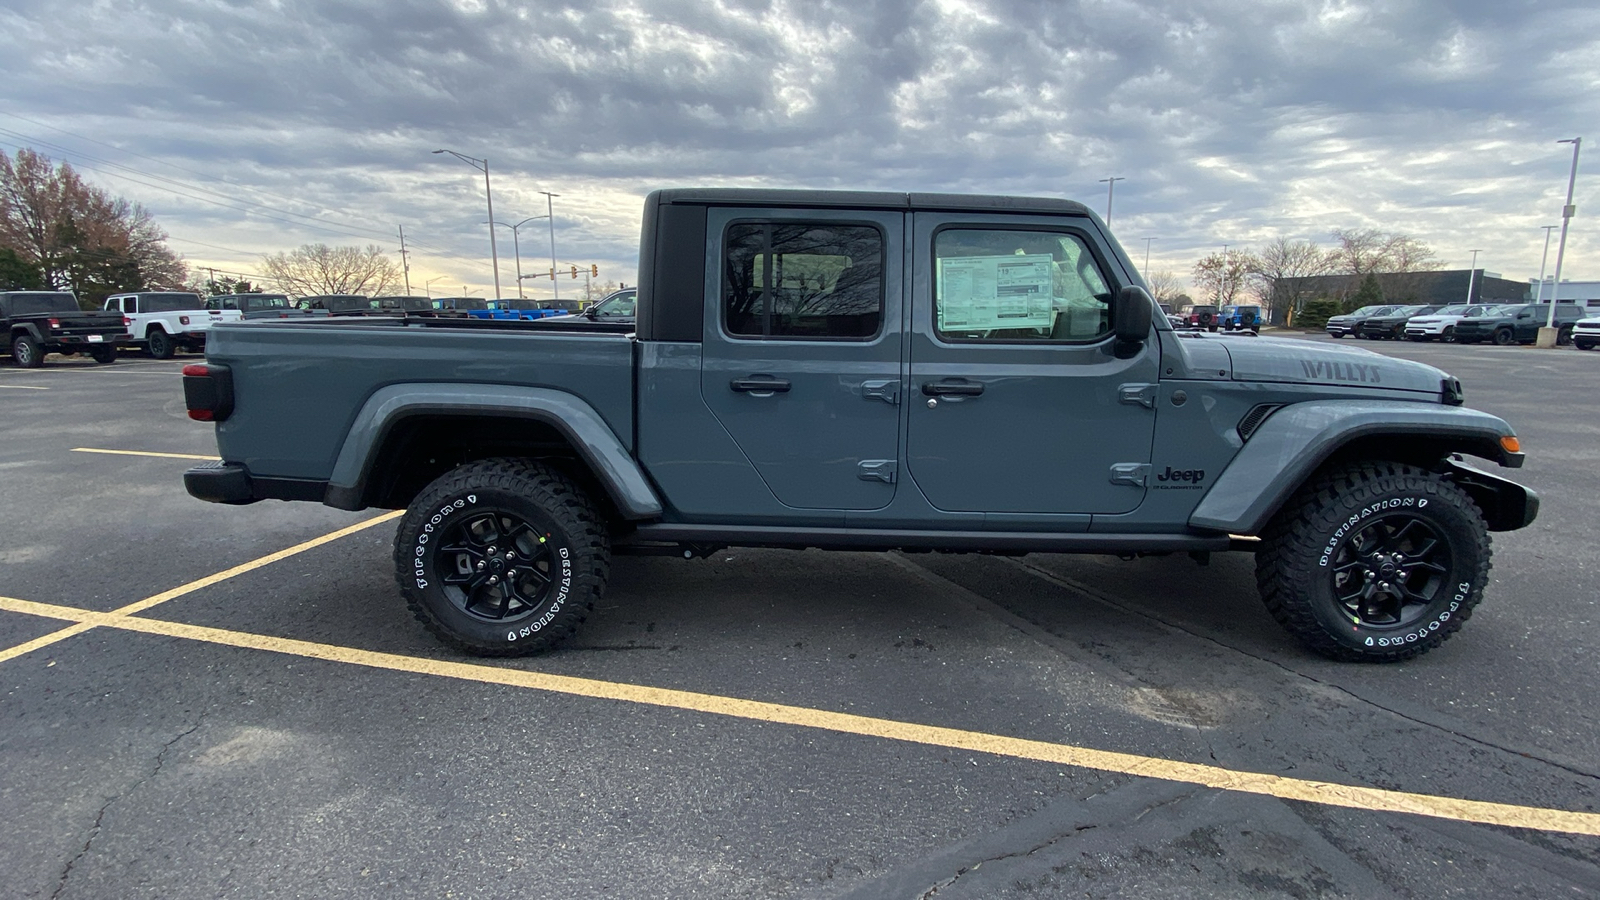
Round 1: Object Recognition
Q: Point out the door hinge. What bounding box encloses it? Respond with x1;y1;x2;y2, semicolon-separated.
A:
1118;383;1158;409
857;460;897;484
1109;463;1151;487
861;380;899;405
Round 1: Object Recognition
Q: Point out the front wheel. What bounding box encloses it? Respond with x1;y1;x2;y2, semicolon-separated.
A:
1256;461;1490;662
1441;325;1455;342
11;334;43;368
1577;340;1596;351
394;458;609;656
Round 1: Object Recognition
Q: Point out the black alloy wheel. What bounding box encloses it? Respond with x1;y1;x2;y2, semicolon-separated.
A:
434;509;558;623
1492;328;1515;346
1558;326;1573;346
1326;515;1452;630
147;328;175;359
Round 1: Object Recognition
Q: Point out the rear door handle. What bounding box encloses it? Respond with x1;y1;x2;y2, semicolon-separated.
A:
731;376;792;394
921;380;984;397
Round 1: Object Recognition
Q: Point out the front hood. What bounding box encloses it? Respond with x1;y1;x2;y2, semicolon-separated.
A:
1226;337;1447;394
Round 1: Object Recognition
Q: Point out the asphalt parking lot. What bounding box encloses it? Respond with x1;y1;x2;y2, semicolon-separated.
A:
2;339;1599;899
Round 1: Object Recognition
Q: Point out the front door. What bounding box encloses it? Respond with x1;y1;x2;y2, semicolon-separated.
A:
905;212;1160;515
700;208;904;510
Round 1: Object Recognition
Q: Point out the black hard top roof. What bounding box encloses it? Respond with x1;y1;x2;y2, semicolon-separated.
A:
650;188;1093;217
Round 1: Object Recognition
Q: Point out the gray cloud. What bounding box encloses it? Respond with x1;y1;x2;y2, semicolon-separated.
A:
1;0;1593;292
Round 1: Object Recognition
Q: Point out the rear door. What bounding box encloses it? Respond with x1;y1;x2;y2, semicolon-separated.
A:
699;207;904;510
904;212;1160;515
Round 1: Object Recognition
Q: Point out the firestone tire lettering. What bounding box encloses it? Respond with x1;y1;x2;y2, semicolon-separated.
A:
393;458;609;657
1256;461;1491;663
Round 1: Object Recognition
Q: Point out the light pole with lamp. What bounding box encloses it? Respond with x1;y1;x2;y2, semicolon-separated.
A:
425;276;446;298
1533;225;1559;305
1142;237;1157;272
488;216;548;300
432;149;502;300
538;191;561;303
1541;137;1582;347
1463;249;1481;305
1098;177;1125;226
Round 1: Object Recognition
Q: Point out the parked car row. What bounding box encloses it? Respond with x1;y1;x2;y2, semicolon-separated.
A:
1327;302;1595;346
1168;304;1262;334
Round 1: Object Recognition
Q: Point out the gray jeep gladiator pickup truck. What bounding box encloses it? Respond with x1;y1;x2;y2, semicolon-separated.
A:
183;188;1537;662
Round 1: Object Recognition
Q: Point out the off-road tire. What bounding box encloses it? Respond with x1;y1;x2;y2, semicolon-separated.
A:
1491;328;1515;347
147;328;175;359
11;333;43;368
1558;326;1573;347
393;458;609;656
1256;461;1490;662
89;345;117;364
1577;339;1596;351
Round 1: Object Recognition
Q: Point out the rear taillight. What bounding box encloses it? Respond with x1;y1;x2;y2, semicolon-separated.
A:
122;316;131;327
48;318;61;329
182;363;234;422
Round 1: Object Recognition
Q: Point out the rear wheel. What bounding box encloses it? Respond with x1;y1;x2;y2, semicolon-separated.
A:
1491;328;1515;346
147;328;175;359
1558;326;1573;346
89;345;117;364
394;458;609;656
1256;461;1490;662
11;333;43;368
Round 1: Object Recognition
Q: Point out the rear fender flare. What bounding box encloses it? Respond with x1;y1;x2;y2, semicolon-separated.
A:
1189;400;1524;535
325;383;662;520
10;323;43;343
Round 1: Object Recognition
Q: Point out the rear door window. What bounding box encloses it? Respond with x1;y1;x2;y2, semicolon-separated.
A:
722;222;885;339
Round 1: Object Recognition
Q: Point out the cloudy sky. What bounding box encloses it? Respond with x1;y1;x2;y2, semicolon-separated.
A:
2;0;1596;298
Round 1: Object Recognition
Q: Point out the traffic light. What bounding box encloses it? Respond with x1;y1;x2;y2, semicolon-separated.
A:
590;264;598;277
570;265;578;279
548;267;555;279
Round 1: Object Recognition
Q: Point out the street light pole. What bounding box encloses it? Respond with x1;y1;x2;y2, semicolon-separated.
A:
433;149;502;300
425;276;446;298
539;191;560;303
1545;137;1583;336
489;216;548;300
1464;249;1481;305
1533;225;1559;305
1098;177;1125;226
1142;237;1157;272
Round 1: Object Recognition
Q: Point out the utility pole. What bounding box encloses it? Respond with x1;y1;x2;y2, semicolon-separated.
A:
1098;177;1125;226
1533;225;1558;305
539;191;560;302
398;225;412;295
1464;250;1481;305
1542;137;1582;346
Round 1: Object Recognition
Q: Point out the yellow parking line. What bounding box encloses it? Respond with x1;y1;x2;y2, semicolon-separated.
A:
0;590;1596;837
0;511;401;658
72;447;220;461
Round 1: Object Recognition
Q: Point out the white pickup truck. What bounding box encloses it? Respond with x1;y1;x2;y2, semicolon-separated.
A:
105;292;240;359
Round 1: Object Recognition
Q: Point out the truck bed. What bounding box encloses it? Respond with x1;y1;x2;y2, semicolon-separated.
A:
207;317;636;481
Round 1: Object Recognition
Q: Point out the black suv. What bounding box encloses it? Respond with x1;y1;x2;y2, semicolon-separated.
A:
1453;303;1588;346
1357;304;1444;340
1;291;128;367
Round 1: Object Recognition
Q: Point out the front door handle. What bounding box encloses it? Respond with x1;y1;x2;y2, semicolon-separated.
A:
921;380;984;397
731;376;792;394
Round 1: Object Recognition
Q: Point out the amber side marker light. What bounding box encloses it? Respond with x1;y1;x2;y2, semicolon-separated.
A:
1501;436;1521;453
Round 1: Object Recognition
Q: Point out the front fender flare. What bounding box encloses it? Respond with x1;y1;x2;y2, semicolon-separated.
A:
1189;400;1523;535
324;383;663;520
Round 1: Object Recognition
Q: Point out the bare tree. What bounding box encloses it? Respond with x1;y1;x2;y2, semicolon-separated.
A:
1191;248;1259;306
0;148;186;306
1144;269;1183;305
1249;237;1336;321
1328;228;1439;303
261;243;401;297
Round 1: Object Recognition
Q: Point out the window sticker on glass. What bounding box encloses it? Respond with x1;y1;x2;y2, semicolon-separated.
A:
937;254;1055;331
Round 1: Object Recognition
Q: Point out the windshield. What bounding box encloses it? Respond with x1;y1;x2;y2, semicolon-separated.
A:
5;292;79;314
1432;306;1470;316
141;293;205;312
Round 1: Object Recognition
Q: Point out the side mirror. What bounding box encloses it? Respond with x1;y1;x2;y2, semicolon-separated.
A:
1114;285;1154;344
